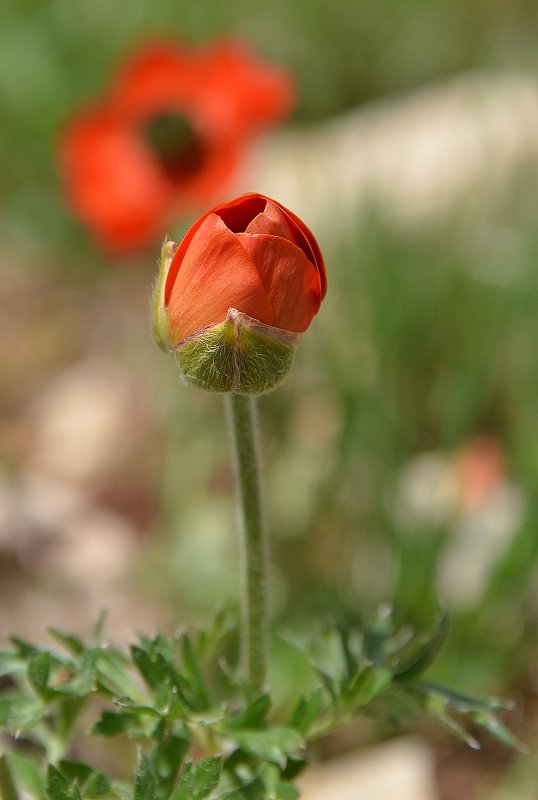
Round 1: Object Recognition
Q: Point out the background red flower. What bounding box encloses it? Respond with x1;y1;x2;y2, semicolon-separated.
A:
60;40;294;253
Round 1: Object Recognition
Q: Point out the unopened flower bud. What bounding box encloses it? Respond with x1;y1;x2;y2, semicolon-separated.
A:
152;192;326;394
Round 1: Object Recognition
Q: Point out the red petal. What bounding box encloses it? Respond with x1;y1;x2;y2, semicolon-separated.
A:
237;233;321;333
60;108;170;250
195;41;294;138
216;194;268;232
277;205;327;299
107;39;294;140
226;194;327;300
245;199;296;239
165;193;267;304
167;214;274;342
109;41;200;121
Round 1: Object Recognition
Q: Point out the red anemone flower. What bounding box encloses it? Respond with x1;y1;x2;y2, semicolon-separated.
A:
60;40;294;253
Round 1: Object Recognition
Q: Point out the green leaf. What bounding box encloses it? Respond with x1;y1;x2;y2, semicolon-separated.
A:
28;652;51;698
313;668;338;702
258;762;280;800
277;784;300;800
223;694;271;731
410;690;481;750
7;753;43;799
393;614;448;681
0;696;44;730
93;610;109;643
280;756;307;781
363;606;394;666
46;765;81;800
232;728;303;769
414;681;513;713
10;638;41;660
407;681;524;751
171;757;222;800
189;707;225;726
134;755;157;800
56;760;112;798
47;630;85;657
287;688;325;735
95;650;141;701
59;649;98;697
137;634;174;662
58;762;93;785
114;701;162;718
91;710;144;738
56;698;87;742
344;666;392;708
84;772;112;799
180;634;210;710
149;733;190;796
432;710;481;750
470;711;527;753
109;784;131;800
335;625;360;681
0;754;20;800
130;646;172;708
195;609;235;662
0;650;25;678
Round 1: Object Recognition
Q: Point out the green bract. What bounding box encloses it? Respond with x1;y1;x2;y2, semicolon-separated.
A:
174;309;296;395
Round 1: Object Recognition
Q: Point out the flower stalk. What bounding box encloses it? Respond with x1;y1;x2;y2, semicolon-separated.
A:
226;393;268;693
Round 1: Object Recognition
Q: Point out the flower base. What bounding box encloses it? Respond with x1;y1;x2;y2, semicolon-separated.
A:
175;308;297;395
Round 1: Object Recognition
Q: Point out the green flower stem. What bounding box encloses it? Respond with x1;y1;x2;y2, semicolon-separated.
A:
226;393;268;694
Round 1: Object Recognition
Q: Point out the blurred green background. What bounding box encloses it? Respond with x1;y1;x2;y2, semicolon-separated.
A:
1;1;538;797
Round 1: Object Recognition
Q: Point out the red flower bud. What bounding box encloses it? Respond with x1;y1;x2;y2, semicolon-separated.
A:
153;193;326;394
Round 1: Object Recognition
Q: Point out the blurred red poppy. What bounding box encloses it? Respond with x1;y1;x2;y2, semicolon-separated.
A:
60;41;294;253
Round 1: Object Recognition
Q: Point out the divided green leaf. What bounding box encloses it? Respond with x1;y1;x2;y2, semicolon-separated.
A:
231;728;303;769
133;754;157;800
287;688;325;736
171;757;221;800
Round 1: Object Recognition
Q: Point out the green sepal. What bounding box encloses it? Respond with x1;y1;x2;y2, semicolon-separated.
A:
175;308;297;395
152;239;178;352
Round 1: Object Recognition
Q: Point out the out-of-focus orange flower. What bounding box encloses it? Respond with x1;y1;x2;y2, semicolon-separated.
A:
455;435;505;510
60;41;294;253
